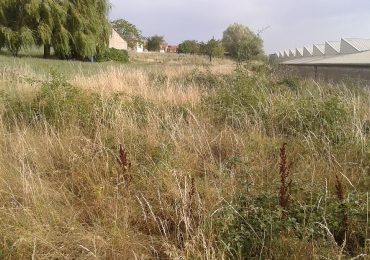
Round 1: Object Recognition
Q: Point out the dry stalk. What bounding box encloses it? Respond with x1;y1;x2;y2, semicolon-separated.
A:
188;177;196;218
117;144;132;186
335;173;349;246
335;173;345;202
279;143;292;217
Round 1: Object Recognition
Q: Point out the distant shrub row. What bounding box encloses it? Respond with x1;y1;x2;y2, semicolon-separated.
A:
95;48;129;63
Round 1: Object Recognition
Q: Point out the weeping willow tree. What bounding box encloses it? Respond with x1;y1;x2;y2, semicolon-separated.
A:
64;0;111;59
33;0;71;58
0;0;111;59
0;33;4;51
0;0;35;56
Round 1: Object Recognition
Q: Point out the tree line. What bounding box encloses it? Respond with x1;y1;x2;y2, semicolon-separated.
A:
0;0;265;62
114;22;265;62
176;24;265;61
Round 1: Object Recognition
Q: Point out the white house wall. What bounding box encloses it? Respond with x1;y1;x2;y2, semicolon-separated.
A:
108;29;128;50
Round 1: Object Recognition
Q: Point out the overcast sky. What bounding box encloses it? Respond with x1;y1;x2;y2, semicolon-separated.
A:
109;0;370;55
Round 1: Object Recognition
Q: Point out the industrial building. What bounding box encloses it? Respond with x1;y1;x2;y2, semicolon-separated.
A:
270;38;370;86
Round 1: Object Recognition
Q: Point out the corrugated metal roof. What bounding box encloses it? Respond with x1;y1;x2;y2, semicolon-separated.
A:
282;50;370;66
303;46;313;56
342;38;370;52
340;38;359;54
313;44;325;55
296;48;303;57
283;55;326;65
315;50;370;65
274;38;370;66
273;38;370;56
326;41;340;53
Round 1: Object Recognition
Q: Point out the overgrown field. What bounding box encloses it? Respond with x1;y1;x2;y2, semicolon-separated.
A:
1;54;370;259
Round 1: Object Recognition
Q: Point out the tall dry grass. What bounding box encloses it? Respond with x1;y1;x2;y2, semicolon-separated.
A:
72;65;200;105
1;56;370;259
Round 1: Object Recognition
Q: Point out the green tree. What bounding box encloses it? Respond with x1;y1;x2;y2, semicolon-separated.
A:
222;23;264;61
64;0;111;60
0;0;70;58
199;37;224;62
177;40;198;54
111;19;145;49
0;0;35;56
146;35;165;52
0;32;5;51
34;0;71;58
0;0;111;59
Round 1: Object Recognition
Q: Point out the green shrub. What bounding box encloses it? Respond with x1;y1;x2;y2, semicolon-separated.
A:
202;69;354;144
273;93;350;144
33;69;99;128
95;48;129;62
277;75;301;92
1;69;102;130
202;70;266;128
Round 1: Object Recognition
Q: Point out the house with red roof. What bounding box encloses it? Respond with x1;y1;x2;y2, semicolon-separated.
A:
127;38;144;52
160;43;169;52
167;45;178;53
159;43;178;53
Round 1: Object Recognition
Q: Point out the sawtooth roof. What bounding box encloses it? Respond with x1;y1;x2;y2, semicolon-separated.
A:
274;38;370;66
303;46;313;56
325;41;340;55
342;38;370;52
313;44;325;56
283;50;370;66
289;49;296;57
296;48;303;57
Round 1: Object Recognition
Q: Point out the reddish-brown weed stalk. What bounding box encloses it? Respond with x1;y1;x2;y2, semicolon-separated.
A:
335;174;345;202
188;177;196;217
117;144;132;186
279;143;292;216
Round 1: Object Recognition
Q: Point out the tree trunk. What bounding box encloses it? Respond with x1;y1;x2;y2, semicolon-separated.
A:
43;44;51;59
